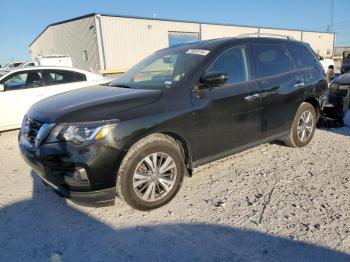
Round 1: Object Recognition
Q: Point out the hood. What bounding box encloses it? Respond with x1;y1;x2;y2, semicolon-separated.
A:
333;72;350;85
28;85;162;123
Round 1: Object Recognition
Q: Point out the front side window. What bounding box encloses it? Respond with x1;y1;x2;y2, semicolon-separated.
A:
287;43;316;68
3;71;43;91
206;46;250;85
252;44;291;78
110;48;207;89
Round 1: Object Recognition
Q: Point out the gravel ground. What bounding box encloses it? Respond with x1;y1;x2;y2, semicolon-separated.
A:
0;112;350;262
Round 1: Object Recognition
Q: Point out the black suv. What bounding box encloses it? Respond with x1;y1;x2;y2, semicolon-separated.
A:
19;37;327;210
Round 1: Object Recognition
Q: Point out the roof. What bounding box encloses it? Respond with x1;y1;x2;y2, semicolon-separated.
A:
0;66;101;79
29;13;336;47
157;37;300;53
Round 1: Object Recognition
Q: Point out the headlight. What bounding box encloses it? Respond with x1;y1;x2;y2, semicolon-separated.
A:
46;120;118;144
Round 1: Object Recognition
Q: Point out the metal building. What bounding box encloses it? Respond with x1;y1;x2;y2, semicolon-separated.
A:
29;13;336;73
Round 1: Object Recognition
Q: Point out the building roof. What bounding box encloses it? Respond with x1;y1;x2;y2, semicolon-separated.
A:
29;12;336;47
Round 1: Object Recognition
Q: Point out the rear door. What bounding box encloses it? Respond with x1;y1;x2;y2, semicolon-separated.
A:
251;42;305;138
192;45;262;160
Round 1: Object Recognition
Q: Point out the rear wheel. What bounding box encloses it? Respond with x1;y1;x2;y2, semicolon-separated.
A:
116;134;185;211
284;102;316;148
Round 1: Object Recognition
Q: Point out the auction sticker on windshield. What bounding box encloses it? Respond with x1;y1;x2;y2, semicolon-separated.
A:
186;49;210;56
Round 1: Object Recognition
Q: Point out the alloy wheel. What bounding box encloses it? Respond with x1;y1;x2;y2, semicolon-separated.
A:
133;152;177;202
297;110;314;142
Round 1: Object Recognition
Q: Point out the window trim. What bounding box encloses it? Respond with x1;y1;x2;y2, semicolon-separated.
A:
202;45;252;87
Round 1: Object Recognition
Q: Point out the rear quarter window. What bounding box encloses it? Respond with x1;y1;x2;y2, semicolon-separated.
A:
287;43;316;68
252;43;291;78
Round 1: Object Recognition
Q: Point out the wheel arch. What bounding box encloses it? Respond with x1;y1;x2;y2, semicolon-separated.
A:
119;130;193;177
304;96;321;120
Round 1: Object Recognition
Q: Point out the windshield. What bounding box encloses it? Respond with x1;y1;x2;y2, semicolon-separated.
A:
110;48;209;89
343;51;350;59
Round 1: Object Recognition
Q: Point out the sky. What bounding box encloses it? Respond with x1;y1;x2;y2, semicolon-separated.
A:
0;0;349;65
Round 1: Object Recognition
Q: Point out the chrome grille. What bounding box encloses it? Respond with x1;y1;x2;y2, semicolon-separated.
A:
21;117;54;151
24;118;43;145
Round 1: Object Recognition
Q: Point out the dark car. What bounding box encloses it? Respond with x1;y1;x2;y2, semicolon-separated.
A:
19;37;327;210
341;51;350;74
323;72;350;120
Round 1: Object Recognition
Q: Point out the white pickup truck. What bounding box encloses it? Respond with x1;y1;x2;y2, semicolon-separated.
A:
318;55;335;73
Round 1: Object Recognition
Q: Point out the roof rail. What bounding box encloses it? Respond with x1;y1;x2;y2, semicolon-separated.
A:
237;33;295;40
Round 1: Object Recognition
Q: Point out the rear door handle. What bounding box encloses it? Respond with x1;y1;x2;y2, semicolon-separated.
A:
244;93;260;102
294;82;305;88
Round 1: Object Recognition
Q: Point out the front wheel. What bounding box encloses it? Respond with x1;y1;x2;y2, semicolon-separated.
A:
116;134;185;211
284;102;316;148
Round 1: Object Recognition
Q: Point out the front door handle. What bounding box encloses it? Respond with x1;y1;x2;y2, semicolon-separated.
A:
294;82;305;88
244;93;260;102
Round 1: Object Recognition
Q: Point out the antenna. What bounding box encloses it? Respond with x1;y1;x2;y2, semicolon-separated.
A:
328;0;334;32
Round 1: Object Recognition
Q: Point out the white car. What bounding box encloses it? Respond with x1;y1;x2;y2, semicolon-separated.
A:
0;61;26;70
0;66;111;131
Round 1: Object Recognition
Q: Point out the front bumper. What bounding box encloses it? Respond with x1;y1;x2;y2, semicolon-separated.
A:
19;135;121;207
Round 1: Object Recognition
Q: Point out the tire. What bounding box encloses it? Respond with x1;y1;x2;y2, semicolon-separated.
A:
284;102;317;148
116;133;185;211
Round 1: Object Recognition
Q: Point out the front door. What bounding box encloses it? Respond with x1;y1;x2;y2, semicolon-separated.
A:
0;70;45;130
192;45;262;161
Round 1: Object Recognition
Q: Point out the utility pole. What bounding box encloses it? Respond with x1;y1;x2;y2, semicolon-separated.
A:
327;0;334;32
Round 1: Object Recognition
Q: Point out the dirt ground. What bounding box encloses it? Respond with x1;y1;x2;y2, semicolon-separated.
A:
0;112;350;262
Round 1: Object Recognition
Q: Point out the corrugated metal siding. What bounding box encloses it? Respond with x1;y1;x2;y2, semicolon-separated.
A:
30;17;100;71
30;14;336;71
100;16;199;70
302;32;335;57
201;24;258;39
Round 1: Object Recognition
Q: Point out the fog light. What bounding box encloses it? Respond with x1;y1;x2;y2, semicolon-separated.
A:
73;167;89;181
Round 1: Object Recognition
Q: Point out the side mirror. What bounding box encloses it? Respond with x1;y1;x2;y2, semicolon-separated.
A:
199;71;229;89
318;56;324;61
162;56;172;64
0;84;4;92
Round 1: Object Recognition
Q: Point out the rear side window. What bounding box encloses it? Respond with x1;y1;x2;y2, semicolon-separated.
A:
44;70;86;86
287;43;316;68
206;46;250;85
252;44;291;78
